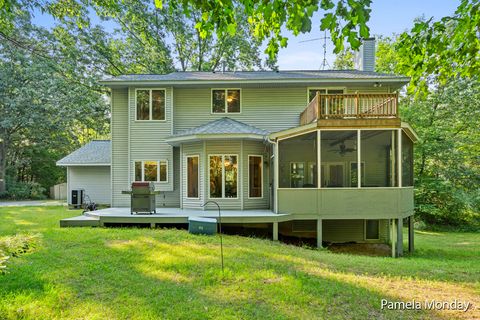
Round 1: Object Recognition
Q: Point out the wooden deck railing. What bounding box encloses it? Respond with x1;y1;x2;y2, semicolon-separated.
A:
300;93;398;125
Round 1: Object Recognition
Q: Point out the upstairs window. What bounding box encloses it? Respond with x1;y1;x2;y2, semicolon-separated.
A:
212;89;241;113
136;89;165;121
134;160;168;182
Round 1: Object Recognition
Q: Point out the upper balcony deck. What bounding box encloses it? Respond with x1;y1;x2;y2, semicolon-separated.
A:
300;93;398;126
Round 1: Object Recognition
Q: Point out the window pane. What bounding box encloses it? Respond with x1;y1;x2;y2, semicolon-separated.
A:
135;161;142;181
187;157;199;198
279;132;317;188
152;90;165;120
321;130;357;188
136;90;150;120
212;90;225;113
159;161;167;182
249;156;262;197
224;155;237;198
366;220;379;239
209;156;222;198
227;90;240;113
308;89;326;102
402;132;414;186
144;161;158;182
361;130;398;187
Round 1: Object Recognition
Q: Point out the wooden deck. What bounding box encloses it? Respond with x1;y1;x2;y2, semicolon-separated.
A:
60;207;292;227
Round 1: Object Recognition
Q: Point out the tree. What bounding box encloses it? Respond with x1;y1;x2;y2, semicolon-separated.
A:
1;0;374;63
401;78;480;227
0;15;109;196
396;0;480;94
333;46;354;70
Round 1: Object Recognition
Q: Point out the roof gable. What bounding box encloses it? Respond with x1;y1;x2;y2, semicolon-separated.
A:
56;140;111;166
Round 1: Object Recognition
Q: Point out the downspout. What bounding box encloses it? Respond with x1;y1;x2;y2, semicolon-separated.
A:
265;136;278;213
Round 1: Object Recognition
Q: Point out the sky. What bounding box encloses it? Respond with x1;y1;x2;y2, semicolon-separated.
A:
32;0;460;71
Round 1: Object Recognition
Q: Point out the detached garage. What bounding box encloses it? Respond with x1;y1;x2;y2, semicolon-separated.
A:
56;140;111;205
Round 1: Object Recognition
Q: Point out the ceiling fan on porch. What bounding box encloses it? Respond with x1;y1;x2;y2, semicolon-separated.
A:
329;142;356;156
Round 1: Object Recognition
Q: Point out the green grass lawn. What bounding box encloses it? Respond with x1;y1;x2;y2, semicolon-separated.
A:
0;206;479;320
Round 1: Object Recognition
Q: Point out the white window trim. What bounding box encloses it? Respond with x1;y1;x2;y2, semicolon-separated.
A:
135;88;167;121
185;155;200;200
133;160;168;183
364;219;380;240
248;155;263;199
208;154;239;199
306;87;346;103
211;88;242;114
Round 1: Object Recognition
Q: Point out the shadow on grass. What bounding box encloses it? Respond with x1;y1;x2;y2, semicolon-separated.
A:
0;227;458;320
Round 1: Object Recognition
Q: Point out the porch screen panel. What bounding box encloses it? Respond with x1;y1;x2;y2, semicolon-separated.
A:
249;156;262;197
402;132;414;186
209;156;223;198
320;130;357;188
278;132;317;188
224;155;238;198
187;156;199;198
361;130;398;187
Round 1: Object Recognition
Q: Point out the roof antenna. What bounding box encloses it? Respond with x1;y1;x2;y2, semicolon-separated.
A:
299;31;331;70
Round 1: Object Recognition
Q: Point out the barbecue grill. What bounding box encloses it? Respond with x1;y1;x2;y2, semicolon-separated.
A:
122;182;161;215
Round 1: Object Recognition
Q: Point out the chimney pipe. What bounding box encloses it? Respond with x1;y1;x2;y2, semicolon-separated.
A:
354;38;375;72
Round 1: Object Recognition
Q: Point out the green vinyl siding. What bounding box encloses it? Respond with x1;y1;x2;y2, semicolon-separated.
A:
174;87;307;133
111;88;130;207
129;87;174;192
277;188;414;219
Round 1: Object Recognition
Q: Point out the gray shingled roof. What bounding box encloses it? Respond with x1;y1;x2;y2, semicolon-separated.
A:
168;117;268;142
101;70;408;83
56;140;111;166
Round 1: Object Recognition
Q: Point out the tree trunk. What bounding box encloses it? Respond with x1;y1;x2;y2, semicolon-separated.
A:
0;138;5;193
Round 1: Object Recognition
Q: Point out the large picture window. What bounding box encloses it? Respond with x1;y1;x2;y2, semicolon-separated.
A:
136;89;166;121
248;156;263;198
187;156;199;198
209;155;238;198
134;160;168;182
212;89;241;113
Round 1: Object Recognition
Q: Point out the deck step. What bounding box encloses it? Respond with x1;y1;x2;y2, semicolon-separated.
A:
60;215;100;227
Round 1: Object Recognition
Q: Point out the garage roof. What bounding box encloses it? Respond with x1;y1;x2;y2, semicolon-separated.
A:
56;140;111;166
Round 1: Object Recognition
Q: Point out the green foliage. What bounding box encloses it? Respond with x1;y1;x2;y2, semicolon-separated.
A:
0;0;374;63
0;179;46;200
332;45;354;70
401;78;480;227
396;0;480;95
0;14;110;197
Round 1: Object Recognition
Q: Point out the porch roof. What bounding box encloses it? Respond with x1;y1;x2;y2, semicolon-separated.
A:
165;117;269;145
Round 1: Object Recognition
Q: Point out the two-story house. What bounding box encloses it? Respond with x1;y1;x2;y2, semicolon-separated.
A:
58;39;417;257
